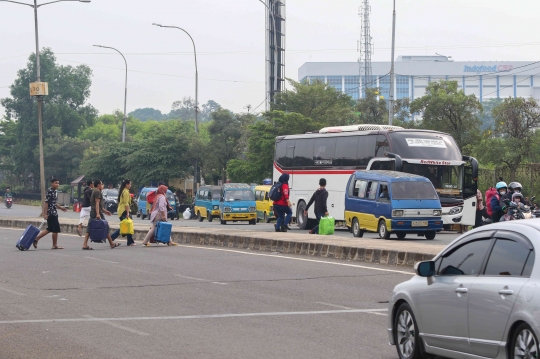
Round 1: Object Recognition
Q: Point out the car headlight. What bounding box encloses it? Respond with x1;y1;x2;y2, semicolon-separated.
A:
249;206;256;212
213;205;219;210
433;210;442;216
224;207;232;212
392;210;404;217
449;206;463;215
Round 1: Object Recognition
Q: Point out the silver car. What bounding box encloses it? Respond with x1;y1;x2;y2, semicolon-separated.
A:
388;220;540;359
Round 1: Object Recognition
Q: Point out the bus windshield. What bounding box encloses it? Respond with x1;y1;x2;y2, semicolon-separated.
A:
388;132;462;161
403;163;463;199
391;182;439;200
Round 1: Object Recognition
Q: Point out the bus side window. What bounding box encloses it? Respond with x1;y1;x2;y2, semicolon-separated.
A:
314;138;336;164
358;135;377;165
334;137;359;167
294;138;315;167
375;134;390;157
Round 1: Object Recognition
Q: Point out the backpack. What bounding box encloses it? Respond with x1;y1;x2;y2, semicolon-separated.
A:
146;190;156;204
269;182;283;202
485;187;499;217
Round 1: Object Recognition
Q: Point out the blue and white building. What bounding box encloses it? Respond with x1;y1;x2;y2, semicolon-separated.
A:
298;55;540;102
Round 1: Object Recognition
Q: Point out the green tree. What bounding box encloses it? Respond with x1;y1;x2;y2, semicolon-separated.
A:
273;79;354;126
0;48;97;185
410;80;482;151
476;97;540;180
355;88;388;124
129;107;165;121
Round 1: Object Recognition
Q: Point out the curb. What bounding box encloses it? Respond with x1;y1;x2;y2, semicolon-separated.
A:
1;218;441;267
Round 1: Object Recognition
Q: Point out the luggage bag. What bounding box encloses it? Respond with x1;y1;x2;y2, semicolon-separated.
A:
318;216;335;235
154;221;172;244
16;221;45;251
89;219;109;243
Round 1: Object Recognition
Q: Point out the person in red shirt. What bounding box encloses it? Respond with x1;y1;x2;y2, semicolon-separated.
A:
273;173;292;232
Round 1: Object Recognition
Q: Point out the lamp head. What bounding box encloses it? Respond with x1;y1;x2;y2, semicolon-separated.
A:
79;0;91;3
152;23;163;27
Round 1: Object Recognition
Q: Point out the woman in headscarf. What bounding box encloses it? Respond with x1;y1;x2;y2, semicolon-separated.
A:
273;173;293;232
110;179;136;246
142;185;178;246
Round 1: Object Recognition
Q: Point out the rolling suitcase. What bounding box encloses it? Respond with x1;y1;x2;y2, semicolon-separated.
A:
89;219;109;243
154;221;172;244
16;221;45;251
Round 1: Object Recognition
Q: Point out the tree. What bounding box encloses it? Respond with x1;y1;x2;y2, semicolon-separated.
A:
479;98;502;131
168;98;222;122
273;79;355;126
410;80;482;151
476;97;540;180
129;108;165;121
0;48;97;184
355;88;388;124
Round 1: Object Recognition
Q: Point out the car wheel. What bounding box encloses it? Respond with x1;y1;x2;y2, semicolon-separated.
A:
425;231;436;240
198;211;203;222
378;220;391;240
352;218;363;238
396;232;407;239
208;214;213;222
511;322;539;359
394;303;423;359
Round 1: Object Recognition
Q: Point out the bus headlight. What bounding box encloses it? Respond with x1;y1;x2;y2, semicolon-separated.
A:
392;210;404;217
224;207;232;213
449;206;463;215
433;210;442;216
249;206;256;212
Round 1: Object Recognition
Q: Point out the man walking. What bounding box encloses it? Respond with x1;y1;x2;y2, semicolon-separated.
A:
33;178;68;249
304;178;329;234
273;173;292;232
82;180;120;250
77;179;93;236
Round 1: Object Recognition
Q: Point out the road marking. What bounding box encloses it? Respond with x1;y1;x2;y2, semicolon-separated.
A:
174;274;228;285
367;312;388;316
177;244;414;275
211;282;228;285
84;256;119;264
315;302;354;310
83;315;149;336
0;308;389;325
0;286;26;296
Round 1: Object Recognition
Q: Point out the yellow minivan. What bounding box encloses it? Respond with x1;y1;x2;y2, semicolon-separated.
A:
254;185;274;223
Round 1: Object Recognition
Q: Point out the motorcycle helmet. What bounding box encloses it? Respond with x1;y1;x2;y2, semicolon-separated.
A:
508;182;523;193
496;181;508;190
513;193;524;203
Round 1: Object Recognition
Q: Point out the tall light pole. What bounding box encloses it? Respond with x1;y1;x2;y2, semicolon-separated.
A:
258;0;279;110
388;0;396;125
0;0;90;210
152;23;199;192
93;45;128;142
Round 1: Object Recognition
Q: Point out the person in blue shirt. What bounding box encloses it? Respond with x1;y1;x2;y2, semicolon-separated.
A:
490;181;507;223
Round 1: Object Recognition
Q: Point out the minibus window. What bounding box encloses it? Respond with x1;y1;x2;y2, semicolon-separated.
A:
391;182;439;200
367;181;379;200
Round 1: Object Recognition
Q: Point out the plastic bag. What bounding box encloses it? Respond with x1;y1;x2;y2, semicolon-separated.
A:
318;216;335;235
120;217;134;235
183;208;191;220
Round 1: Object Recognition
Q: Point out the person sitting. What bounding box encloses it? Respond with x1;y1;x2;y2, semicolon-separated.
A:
379;186;390;200
5;188;12;198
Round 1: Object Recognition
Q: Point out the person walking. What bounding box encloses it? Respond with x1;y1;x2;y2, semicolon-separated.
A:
33;178;68;249
77;179;93;236
110;179;136;246
474;189;488;228
142;185;178;246
304;178;329;234
273;173;292;232
82;179;121;250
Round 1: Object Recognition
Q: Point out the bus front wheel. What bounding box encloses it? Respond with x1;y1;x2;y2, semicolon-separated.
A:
296;201;316;230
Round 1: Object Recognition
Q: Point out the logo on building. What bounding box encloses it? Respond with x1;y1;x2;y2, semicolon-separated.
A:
463;65;514;73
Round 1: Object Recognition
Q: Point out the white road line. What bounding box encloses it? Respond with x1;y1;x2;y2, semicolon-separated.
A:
0;308;389;325
211;282;228;285
83;315;149;336
315;302;354;310
84;256;119;264
367;312;388;317
0;286;26;296
177;244;414;275
174;274;209;282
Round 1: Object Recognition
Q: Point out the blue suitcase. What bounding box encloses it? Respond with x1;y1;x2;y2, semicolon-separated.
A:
16;222;44;251
89;219;109;243
154;221;172;244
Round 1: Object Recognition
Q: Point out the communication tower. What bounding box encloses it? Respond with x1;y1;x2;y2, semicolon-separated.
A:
265;0;286;110
358;0;373;97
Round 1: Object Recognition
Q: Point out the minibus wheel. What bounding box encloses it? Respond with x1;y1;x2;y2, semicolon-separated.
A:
425;231;436;240
396;232;406;239
208;214;213;222
352;218;363;238
198;211;204;222
378;220;391;240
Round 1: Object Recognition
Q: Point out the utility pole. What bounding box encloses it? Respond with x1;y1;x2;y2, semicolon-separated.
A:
388;0;396;125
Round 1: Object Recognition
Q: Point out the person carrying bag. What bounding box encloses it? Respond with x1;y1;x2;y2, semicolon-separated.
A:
142;185;178;247
111;179;136;246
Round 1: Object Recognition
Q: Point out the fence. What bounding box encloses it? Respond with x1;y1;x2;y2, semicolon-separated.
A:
478;164;540;198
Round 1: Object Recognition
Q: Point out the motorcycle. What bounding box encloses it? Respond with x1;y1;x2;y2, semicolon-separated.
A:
5;197;12;209
502;198;533;221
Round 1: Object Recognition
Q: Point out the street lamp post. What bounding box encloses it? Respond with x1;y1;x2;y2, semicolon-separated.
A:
0;0;91;210
93;45;128;142
152;23;199;193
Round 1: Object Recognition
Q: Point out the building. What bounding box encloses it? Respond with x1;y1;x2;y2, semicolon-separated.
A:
298;55;540;102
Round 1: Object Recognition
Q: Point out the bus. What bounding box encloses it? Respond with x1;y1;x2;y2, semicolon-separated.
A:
272;124;478;230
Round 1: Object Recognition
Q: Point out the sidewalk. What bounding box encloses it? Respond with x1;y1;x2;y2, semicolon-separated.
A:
1;217;445;267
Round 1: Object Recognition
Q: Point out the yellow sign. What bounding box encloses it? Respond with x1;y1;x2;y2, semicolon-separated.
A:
29;82;49;96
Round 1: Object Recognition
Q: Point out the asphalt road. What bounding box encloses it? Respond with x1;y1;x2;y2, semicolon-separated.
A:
2;204;461;246
1;227;416;359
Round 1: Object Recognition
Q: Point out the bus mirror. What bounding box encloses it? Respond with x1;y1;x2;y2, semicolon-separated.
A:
463;156;479;180
384;152;403;172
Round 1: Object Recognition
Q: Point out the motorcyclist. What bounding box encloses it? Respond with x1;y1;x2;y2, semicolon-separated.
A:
500;182;522;209
5;188;12;198
491;181;507;223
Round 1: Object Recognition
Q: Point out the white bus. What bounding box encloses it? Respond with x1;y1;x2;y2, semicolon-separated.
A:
272;124;479;230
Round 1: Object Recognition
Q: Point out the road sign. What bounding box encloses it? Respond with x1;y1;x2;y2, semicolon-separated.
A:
29;82;49;96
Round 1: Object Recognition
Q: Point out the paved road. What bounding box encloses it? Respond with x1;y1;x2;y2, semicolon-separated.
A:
2;204;461;246
1;227;421;359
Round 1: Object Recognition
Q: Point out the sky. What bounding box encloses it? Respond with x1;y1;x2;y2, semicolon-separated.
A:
0;0;539;118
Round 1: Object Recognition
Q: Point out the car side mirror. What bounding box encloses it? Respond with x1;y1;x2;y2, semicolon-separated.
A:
415;261;435;277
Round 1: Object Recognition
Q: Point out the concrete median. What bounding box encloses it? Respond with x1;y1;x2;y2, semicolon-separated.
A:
1;217;445;267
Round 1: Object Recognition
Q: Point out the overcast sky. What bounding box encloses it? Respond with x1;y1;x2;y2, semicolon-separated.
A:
0;0;538;118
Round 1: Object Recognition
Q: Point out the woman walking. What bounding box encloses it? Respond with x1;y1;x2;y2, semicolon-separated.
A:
142;185;178;246
111;179;136;246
